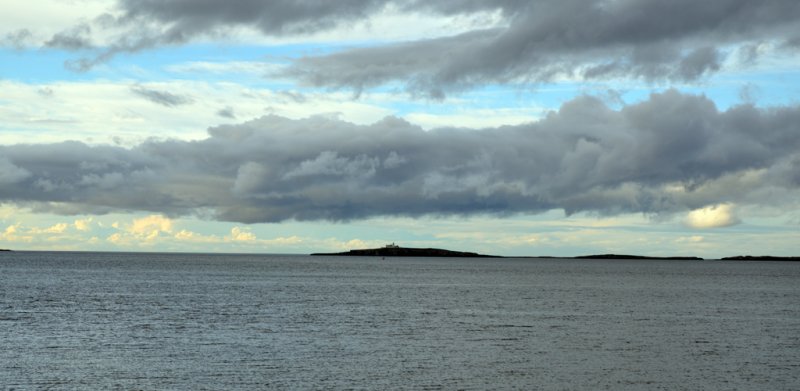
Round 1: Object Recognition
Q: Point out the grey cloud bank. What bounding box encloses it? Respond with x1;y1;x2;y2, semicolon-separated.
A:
1;91;798;223
287;0;800;97
58;0;395;70
43;0;800;95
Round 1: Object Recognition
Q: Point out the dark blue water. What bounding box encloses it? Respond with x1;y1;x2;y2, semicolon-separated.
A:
2;251;799;390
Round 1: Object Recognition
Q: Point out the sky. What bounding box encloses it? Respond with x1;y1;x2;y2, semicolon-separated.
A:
1;0;799;257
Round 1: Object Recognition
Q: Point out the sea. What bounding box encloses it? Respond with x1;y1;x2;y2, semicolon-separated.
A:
1;251;799;390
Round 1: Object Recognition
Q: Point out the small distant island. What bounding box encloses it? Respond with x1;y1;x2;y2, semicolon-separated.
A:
0;249;11;252
311;243;500;258
312;244;798;261
312;245;702;259
720;255;800;261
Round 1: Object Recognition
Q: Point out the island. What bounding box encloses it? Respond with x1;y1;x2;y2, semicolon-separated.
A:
720;255;800;261
312;245;798;261
312;244;704;259
312;243;500;258
0;249;11;252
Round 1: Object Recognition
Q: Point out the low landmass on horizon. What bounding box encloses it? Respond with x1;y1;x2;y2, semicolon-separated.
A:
312;246;799;261
311;246;500;258
719;255;800;261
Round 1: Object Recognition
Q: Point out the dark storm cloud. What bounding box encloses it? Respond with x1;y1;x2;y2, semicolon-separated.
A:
1;91;798;222
287;0;800;97
64;0;393;70
118;0;388;35
54;0;800;90
130;85;194;107
284;29;502;99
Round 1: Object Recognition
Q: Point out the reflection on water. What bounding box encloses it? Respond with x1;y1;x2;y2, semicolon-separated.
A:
2;252;799;389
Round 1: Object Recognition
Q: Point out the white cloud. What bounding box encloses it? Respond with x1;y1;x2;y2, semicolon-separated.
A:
172;226;303;248
0;80;393;146
0;204;15;219
229;226;256;242
106;232;123;245
104;215;175;246
4;224;19;236
0;223;31;243
0;0;115;47
129;215;173;235
43;223;68;233
74;217;93;231
685;203;740;229
0;220;75;244
406;109;541;130
173;229;228;244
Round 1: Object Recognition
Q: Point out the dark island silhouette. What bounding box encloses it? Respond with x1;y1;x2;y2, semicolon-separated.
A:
312;245;799;261
312;244;704;259
312;243;500;258
720;255;800;261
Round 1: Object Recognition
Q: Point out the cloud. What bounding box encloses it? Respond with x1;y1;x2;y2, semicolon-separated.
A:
172;226;303;247
685;203;740;229
229;226;256;242
130;85;194;107
216;106;236;119
283;151;379;179
0;90;798;223
2;29;34;49
58;0;396;70
40;0;800;92
129;214;173;235
117;0;389;37
0;220;77;245
44;23;93;50
4;224;19;236
0;80;393;146
106;214;174;245
284;0;800;97
676;235;705;243
174;229;205;242
74;218;93;231
0;158;31;184
0;223;31;243
106;232;125;245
